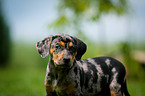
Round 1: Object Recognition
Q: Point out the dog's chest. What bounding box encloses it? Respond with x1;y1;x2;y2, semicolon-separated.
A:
52;78;76;95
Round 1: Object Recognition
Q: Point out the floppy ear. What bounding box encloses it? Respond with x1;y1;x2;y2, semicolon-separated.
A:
74;37;87;61
36;36;53;58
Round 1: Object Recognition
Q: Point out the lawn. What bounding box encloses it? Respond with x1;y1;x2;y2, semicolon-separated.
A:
0;43;144;96
0;67;46;96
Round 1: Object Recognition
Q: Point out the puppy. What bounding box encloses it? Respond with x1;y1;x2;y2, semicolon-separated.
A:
36;34;130;96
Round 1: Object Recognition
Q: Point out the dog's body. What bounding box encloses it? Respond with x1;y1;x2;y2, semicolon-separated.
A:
36;34;130;96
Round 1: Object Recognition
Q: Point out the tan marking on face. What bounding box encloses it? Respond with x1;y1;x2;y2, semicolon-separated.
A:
60;41;65;47
68;42;73;47
50;48;54;54
52;53;59;65
52;50;65;66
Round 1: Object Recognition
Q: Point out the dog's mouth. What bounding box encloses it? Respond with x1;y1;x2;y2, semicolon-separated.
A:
54;62;73;69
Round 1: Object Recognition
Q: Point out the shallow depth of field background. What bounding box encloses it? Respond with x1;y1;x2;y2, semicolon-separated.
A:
0;0;145;96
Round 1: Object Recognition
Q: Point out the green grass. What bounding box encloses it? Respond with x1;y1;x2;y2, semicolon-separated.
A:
0;67;46;96
0;43;145;96
127;81;145;96
0;43;47;96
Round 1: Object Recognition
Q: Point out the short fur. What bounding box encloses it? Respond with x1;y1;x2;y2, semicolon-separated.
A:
36;34;130;96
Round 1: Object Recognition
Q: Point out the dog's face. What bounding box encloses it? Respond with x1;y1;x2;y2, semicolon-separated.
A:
49;37;77;68
36;34;87;69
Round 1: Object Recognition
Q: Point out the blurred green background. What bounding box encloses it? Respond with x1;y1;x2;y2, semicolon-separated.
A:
0;0;145;96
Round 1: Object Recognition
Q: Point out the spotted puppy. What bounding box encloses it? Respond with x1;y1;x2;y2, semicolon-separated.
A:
36;34;130;96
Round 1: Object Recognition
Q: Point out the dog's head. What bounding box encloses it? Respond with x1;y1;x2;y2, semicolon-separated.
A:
36;34;87;68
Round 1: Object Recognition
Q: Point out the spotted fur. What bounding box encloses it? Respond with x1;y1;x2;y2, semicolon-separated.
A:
36;34;130;96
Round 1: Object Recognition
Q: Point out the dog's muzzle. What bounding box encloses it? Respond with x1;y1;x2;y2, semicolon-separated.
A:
55;57;73;69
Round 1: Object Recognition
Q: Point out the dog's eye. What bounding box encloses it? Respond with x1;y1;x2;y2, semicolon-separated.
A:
56;45;61;49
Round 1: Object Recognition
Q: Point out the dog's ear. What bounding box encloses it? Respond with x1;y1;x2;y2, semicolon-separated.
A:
36;36;53;58
74;37;87;61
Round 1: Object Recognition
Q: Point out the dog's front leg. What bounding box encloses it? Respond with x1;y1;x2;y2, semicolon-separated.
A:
45;67;57;96
45;81;57;96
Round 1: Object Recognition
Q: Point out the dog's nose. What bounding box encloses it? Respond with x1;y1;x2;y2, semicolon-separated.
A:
63;57;70;63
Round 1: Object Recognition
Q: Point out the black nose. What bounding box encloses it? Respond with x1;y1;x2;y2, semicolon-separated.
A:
63;57;70;63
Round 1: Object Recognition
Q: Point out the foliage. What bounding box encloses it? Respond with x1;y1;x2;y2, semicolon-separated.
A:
0;0;11;67
50;0;129;34
59;0;128;18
